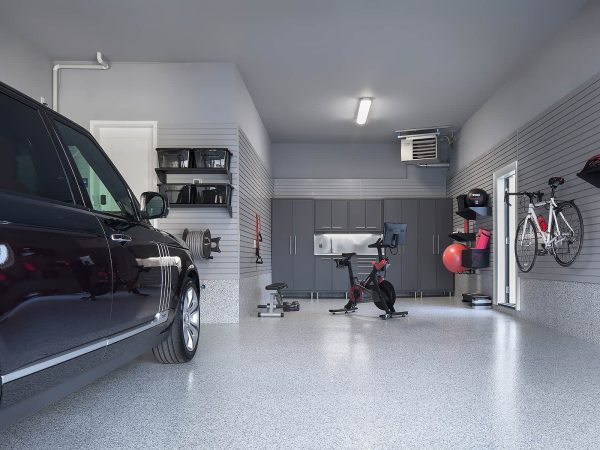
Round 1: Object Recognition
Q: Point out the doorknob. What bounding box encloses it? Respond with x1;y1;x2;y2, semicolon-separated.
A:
111;234;132;243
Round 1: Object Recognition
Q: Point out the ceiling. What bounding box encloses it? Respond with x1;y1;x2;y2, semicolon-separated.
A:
0;0;587;143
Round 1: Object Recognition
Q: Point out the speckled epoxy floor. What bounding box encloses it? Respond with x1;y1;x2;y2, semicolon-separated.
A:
3;297;600;449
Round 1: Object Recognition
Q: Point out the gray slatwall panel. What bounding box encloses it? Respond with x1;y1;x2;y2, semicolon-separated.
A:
239;130;273;279
449;71;600;285
156;123;240;280
447;133;518;275
273;177;446;198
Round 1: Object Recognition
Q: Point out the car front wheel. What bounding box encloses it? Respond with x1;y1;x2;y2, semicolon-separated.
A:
153;278;200;363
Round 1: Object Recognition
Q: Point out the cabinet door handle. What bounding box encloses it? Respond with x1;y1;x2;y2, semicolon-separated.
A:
332;226;343;229
437;235;440;254
366;226;377;229
294;236;297;254
432;235;435;254
289;236;292;255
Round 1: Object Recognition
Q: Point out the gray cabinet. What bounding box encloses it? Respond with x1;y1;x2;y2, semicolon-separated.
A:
384;198;453;294
314;256;351;292
435;199;454;292
418;199;438;291
348;200;366;230
272;199;294;286
272;199;315;290
348;200;382;231
315;257;333;291
331;200;348;230
315;200;332;231
384;199;419;292
366;200;382;231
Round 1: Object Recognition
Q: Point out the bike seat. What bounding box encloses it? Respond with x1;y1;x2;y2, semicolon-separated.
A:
341;252;356;258
548;177;565;187
266;282;287;291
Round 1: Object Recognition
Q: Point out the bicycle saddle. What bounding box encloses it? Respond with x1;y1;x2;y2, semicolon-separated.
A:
548;177;565;187
341;252;356;258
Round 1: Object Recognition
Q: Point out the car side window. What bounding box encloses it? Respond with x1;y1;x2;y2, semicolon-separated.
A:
53;120;138;220
0;91;73;204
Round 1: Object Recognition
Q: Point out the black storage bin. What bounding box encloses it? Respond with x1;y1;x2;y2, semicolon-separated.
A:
159;184;194;204
193;185;232;205
157;149;191;168
456;194;468;211
462;249;490;269
192;148;231;170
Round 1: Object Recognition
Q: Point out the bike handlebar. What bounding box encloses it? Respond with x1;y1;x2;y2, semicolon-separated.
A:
505;191;545;205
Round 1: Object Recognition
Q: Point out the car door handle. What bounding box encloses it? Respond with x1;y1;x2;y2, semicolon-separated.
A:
111;234;132;243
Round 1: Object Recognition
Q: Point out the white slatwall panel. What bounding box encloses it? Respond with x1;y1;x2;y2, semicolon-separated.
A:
238;130;273;279
157;123;240;280
274;176;446;199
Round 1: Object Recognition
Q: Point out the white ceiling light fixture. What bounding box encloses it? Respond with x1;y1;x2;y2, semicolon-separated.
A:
356;97;372;125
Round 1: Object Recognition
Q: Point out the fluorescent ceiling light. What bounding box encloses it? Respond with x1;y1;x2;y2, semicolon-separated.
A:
356;97;372;125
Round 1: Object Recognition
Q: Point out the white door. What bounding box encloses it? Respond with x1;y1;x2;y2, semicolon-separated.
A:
494;162;519;309
90;121;158;202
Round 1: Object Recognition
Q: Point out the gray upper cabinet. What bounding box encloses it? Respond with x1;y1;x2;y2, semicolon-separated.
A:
315;200;332;231
348;200;366;230
365;200;382;231
331;200;348;230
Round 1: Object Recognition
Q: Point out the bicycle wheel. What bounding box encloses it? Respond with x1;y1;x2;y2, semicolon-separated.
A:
515;217;537;272
552;201;584;266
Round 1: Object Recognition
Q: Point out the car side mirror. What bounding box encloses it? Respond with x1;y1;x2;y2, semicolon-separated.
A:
140;192;169;220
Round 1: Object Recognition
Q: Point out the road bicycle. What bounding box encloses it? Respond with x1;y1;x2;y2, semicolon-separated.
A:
506;177;583;272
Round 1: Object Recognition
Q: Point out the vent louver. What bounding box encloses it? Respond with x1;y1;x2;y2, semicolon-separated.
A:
396;127;453;165
410;136;437;160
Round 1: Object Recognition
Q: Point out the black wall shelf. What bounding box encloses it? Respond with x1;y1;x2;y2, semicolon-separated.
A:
155;168;232;184
449;232;477;242
456;207;492;220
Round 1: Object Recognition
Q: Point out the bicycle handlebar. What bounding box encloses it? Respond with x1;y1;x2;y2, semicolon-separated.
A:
505;191;545;205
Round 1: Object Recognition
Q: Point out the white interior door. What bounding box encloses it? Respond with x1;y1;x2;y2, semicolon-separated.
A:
494;162;519;309
90;121;158;202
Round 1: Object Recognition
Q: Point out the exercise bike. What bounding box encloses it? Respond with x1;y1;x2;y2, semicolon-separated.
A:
329;222;408;320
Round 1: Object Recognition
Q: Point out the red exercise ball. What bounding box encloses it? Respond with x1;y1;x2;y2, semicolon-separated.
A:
442;243;468;273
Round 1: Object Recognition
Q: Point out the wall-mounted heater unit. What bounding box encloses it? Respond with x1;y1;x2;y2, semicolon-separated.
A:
396;126;453;166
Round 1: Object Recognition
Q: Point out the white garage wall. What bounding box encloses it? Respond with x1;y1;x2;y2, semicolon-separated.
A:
57;61;271;323
0;27;51;102
453;0;600;175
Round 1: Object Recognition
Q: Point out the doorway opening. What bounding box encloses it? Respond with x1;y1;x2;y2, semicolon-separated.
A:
493;162;519;309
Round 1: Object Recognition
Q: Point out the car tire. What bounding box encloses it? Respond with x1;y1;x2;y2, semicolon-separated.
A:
153;278;200;364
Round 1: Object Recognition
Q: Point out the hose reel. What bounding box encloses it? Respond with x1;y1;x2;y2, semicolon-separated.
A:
182;228;221;260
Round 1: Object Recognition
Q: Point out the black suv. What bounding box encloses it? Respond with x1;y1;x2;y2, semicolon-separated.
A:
0;81;200;428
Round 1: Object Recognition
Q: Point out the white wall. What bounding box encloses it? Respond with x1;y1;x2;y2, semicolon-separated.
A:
235;69;271;171
58;62;237;128
0;27;51;101
453;0;600;174
272;142;409;179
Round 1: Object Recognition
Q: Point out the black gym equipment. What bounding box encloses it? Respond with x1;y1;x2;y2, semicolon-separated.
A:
258;282;300;317
329;222;408;320
465;188;489;207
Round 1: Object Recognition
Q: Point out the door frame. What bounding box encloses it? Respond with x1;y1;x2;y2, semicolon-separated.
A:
89;120;158;197
493;161;519;309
